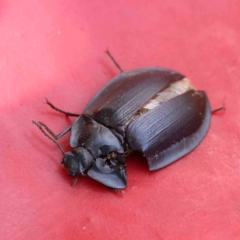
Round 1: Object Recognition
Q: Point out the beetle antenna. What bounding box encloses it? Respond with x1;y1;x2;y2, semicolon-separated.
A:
32;120;65;156
105;49;123;73
36;121;71;140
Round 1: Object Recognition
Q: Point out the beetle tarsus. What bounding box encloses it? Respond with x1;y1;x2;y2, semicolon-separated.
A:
71;177;78;186
105;49;123;73
45;98;80;117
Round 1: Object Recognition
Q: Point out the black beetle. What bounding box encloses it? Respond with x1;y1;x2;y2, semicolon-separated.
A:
33;51;224;189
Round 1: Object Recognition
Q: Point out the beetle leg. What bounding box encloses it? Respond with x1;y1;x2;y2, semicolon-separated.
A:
45;98;80;117
71;177;78;186
212;105;226;113
105;49;123;72
37;121;71;140
108;187;124;193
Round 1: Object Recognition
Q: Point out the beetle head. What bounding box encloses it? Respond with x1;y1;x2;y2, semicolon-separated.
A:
62;147;93;176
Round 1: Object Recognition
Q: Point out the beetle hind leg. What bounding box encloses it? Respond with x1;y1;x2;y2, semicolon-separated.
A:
212;105;226;113
45;98;80;117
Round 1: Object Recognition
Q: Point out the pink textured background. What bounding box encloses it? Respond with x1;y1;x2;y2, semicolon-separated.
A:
1;1;239;239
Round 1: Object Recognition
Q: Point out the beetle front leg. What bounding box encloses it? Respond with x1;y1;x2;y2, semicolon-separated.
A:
71;177;78;186
45;98;81;117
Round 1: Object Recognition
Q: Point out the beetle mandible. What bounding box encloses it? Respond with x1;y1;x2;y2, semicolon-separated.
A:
32;51;224;189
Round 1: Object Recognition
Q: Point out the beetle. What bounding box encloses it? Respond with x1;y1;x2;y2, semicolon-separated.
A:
32;50;224;189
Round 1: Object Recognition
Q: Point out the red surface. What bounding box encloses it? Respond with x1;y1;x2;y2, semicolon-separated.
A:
1;1;239;239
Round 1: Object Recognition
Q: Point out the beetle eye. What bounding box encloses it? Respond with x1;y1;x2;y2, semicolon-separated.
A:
62;152;80;175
